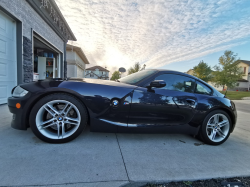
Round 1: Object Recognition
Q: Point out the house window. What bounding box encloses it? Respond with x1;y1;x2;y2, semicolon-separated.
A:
244;67;246;74
90;73;94;77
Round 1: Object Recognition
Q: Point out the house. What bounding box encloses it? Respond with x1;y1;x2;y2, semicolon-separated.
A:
186;69;194;75
66;44;90;78
0;0;76;104
85;66;109;80
235;60;250;91
186;60;250;91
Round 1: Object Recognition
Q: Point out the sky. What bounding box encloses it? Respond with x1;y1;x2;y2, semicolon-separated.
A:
55;0;250;74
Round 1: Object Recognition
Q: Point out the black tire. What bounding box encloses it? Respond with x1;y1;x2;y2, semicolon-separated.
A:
29;93;87;143
199;110;232;146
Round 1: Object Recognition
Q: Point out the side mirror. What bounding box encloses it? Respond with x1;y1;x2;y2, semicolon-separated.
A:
149;80;166;88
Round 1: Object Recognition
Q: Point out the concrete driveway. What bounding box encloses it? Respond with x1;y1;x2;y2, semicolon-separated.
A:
0;100;250;187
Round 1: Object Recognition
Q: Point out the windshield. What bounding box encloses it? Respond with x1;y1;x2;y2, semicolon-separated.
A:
119;70;158;85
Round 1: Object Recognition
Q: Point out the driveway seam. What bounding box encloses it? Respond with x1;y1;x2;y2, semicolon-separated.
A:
115;133;130;182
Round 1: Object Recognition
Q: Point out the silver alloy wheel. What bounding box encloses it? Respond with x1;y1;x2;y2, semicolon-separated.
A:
36;100;81;140
206;113;230;142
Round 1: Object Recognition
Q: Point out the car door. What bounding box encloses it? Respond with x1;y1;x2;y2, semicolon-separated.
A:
128;73;197;127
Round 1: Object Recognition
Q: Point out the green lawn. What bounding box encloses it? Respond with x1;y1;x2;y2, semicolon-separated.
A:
219;91;250;100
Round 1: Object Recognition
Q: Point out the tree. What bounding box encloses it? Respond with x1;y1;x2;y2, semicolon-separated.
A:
110;71;120;81
212;50;243;89
128;62;141;75
193;60;212;82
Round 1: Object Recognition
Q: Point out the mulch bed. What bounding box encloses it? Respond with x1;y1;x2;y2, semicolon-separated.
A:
142;177;250;187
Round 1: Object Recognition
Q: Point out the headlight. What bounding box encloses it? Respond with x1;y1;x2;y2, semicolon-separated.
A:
12;86;29;97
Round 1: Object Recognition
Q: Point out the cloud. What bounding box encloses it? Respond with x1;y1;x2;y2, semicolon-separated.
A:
55;0;250;73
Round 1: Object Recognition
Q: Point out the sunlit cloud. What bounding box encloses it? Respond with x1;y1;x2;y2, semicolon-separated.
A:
56;0;250;73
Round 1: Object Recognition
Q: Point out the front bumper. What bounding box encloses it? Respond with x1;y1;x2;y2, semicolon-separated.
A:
8;92;32;130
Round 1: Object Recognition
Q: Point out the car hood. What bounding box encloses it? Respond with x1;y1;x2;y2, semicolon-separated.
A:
19;78;137;93
67;77;136;88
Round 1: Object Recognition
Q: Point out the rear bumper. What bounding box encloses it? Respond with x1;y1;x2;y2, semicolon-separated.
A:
8;93;32;130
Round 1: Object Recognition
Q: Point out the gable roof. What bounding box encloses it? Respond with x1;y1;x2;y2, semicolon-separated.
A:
86;66;109;72
66;44;90;64
240;60;250;66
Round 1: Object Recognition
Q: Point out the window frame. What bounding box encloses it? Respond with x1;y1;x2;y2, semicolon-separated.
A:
142;72;197;93
140;72;214;96
194;81;213;96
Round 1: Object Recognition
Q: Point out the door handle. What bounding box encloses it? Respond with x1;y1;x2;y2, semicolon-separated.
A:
186;99;196;105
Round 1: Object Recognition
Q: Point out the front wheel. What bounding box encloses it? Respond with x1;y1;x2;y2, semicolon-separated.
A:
29;93;87;143
199;110;232;145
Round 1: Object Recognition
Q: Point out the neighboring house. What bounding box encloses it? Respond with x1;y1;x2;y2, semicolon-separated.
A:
186;60;250;91
0;0;76;104
66;44;90;78
85;66;109;80
186;69;194;75
235;60;250;91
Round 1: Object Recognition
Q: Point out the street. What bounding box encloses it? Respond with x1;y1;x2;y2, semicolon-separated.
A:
0;100;249;187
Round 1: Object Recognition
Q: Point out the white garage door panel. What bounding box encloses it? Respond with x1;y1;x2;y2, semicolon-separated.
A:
0;83;14;104
0;58;16;82
77;66;84;78
0;35;16;62
0;85;7;98
0;61;7;76
0;11;16;104
0;12;15;40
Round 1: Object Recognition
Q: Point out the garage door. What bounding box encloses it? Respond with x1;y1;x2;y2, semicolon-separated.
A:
0;10;17;104
77;65;84;78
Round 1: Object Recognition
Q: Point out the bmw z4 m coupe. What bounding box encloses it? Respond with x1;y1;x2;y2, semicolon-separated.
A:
8;70;237;145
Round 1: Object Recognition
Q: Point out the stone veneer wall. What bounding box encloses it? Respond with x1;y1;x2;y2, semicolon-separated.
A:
23;36;33;83
64;61;67;78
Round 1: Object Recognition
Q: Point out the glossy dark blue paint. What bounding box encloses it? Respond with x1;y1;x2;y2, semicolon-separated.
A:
8;70;237;135
128;88;197;126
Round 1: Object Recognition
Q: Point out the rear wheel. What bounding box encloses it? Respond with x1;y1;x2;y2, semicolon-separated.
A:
199;110;231;145
29;93;87;143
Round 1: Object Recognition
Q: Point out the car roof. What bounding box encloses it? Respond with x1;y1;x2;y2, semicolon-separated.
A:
147;69;196;78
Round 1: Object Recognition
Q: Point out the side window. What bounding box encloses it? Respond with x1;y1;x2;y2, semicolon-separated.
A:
195;82;212;95
153;74;196;93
